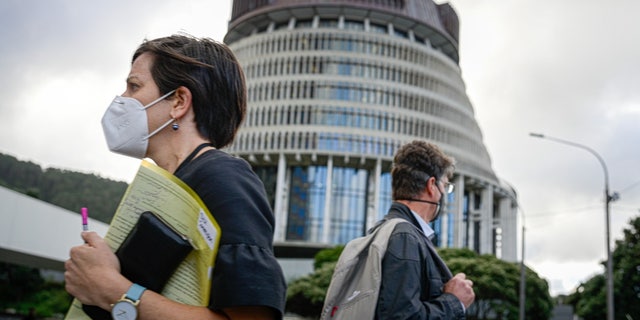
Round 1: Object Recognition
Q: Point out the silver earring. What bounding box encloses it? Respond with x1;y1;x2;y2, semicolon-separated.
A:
172;122;179;131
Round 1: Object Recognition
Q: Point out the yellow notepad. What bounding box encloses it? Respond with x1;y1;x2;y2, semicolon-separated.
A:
65;160;221;319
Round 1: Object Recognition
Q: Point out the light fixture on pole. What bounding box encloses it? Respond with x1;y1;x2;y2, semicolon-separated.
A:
529;132;617;320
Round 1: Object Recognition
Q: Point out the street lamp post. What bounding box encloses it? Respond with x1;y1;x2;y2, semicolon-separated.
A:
529;133;615;320
518;207;526;320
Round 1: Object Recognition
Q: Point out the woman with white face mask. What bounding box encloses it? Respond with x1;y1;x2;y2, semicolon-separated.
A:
65;35;286;320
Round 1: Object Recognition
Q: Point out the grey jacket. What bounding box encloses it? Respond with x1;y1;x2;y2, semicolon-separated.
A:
375;202;466;319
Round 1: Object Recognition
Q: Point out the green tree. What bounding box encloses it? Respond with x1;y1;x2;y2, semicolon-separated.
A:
0;152;128;223
285;244;345;317
569;215;640;320
15;282;72;317
286;261;336;317
440;248;553;320
285;247;553;319
612;216;640;319
41;168;127;223
0;154;42;192
573;275;606;320
0;263;44;306
442;249;519;319
0;263;72;317
313;245;344;269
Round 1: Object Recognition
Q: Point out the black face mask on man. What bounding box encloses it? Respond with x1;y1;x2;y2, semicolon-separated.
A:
431;187;444;222
396;180;444;222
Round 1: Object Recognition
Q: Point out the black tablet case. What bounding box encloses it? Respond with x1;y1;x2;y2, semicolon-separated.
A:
82;211;193;319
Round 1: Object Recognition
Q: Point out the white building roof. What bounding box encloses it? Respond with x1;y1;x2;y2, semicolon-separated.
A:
0;186;109;271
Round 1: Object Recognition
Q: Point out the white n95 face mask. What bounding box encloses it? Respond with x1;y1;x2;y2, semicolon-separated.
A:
101;90;176;159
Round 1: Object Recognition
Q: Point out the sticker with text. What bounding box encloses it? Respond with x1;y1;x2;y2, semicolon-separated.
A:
198;210;217;250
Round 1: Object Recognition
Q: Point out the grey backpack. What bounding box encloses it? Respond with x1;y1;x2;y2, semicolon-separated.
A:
320;218;407;320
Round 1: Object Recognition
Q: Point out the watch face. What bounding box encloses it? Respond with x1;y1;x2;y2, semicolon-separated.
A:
111;300;138;320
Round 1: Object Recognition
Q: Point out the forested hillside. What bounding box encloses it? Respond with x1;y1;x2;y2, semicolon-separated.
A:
0;153;128;223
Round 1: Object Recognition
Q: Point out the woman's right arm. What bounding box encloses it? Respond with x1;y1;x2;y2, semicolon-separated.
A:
65;231;230;320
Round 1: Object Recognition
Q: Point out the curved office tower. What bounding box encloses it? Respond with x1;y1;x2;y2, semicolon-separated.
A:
224;0;518;265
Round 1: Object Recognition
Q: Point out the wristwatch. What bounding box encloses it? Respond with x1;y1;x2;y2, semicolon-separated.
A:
111;283;146;320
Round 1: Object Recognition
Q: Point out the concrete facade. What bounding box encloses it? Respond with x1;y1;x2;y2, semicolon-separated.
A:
223;0;519;262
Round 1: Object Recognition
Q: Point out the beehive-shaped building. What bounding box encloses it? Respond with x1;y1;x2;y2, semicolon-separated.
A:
224;0;518;264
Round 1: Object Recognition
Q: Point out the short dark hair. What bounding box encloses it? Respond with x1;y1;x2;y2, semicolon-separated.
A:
133;34;246;148
391;140;455;200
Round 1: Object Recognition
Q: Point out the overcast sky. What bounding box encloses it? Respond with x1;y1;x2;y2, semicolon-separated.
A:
1;0;638;296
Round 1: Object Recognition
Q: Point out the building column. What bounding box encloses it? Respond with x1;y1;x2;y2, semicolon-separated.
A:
479;186;494;255
322;156;334;243
500;198;518;262
496;198;507;260
468;190;480;253
452;175;465;248
273;153;288;242
366;158;382;231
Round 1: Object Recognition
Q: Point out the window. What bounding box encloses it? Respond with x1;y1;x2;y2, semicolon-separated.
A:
319;19;338;28
329;167;368;243
377;173;392;220
393;28;408;39
344;20;364;31
286;166;327;241
369;23;387;34
296;20;313;29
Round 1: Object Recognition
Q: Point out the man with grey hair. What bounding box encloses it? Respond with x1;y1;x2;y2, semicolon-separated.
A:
375;140;475;319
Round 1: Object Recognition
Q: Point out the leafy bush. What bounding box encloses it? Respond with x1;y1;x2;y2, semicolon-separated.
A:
285;246;554;320
0;263;72;317
286;261;336;317
15;282;72;317
313;245;344;270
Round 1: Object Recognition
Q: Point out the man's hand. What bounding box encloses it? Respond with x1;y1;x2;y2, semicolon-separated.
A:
443;273;475;308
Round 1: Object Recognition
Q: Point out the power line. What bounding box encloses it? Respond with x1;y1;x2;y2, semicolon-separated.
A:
618;179;640;194
527;205;602;218
611;205;639;213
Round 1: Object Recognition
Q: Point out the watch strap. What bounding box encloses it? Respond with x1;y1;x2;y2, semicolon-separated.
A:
125;283;146;303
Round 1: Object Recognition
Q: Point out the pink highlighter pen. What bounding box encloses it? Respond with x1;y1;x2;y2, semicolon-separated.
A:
81;207;89;231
